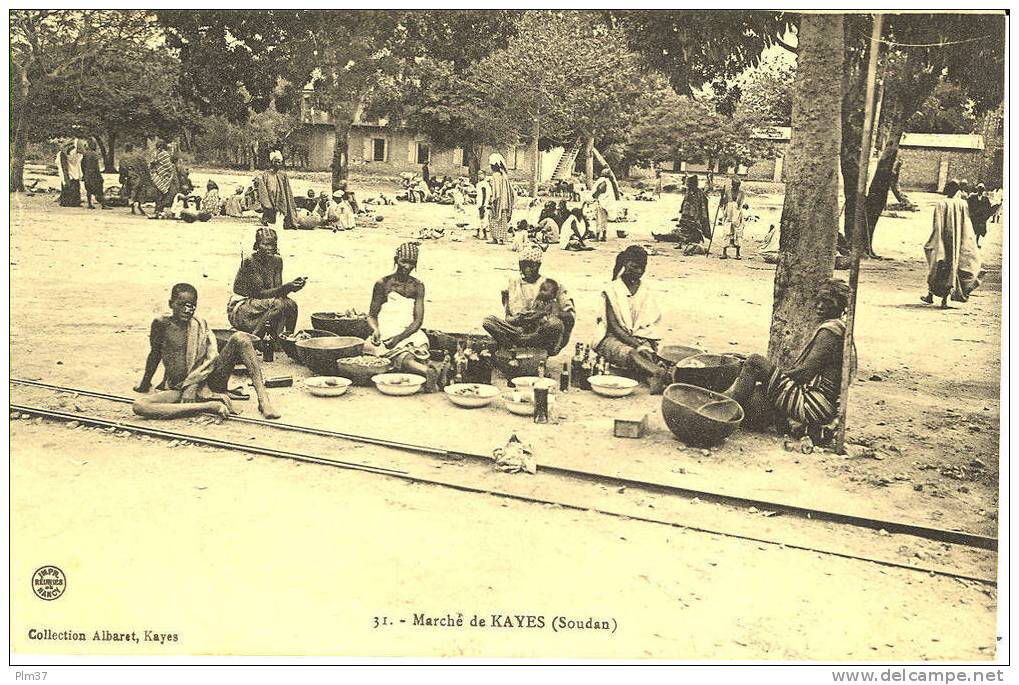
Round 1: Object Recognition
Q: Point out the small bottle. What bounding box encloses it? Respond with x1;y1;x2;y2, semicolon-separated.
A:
537;360;546;379
439;353;452;389
559;362;570;391
262;338;274;363
579;348;593;390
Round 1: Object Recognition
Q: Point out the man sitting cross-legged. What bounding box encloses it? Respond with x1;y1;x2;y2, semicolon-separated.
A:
133;283;281;420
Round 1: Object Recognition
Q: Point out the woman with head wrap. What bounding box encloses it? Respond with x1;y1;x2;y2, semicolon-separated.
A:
726;279;857;441
227;227;306;349
365;242;433;382
594;246;668;393
254;149;299;229
56;141;83;207
486;153;516;244
201;180;222;217
482;245;576;355
147;142;179;218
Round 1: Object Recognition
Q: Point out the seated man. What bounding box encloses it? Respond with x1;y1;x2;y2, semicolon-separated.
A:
228;227;306;346
483;245;575;355
133;283;280;419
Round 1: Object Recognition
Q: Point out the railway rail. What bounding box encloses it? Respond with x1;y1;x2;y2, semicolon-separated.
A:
9;378;999;585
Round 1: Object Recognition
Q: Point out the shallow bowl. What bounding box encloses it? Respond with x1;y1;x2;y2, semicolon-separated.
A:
372;373;426;396
588;374;639;398
444;383;500;408
304;376;352;397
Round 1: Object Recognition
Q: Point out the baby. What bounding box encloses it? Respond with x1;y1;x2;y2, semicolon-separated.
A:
507;279;562;334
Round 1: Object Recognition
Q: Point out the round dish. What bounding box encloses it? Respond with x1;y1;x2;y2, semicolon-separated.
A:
510;376;558;392
661;383;743;447
371;373;426;396
588;374;639;398
444;383;500;408
503;390;535;416
304;376;352;397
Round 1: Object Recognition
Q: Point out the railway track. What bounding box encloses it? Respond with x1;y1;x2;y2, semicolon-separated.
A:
9;379;999;585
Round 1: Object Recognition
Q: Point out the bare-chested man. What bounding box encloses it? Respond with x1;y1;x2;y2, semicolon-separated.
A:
133;283;280;419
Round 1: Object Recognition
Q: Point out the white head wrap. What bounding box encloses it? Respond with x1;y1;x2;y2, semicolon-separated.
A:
269;150;283;163
489;152;507;170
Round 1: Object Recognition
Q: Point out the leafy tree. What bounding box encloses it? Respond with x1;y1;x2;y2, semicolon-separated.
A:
629;92;775;179
904;79;977;134
10;9;161;191
468;11;658;192
26;42;195;171
837;13;1005;256
735;57;795;126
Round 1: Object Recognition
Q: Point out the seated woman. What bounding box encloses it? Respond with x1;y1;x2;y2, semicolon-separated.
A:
559;208;593;251
483;245;576;355
227;227;306;349
223;187;247;217
725;279;856;442
201;181;222;216
594;246;669;394
365;242;434;384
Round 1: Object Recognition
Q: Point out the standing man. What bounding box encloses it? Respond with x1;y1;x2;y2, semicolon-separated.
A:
255;149;299;230
922;180;981;308
674;174;711;247
81;139;108;210
967;183;997;248
149;142;178;218
591;169;618;241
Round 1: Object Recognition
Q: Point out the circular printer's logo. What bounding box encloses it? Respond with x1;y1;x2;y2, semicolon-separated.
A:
32;566;66;601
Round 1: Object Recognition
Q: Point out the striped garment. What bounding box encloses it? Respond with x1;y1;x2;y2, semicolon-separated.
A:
765;369;838;426
150;150;175;194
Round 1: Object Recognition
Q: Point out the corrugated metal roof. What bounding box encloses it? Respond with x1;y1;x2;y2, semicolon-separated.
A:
899;133;984;150
750;127;984;151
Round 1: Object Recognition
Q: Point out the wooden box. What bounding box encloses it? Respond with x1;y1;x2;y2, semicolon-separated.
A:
614;413;648;439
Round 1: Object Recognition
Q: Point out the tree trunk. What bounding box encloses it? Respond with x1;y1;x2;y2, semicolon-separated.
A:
103;130;117;172
863;123;904;256
530;118;540;197
248;143;257;171
331;118;351;190
584;135;595;187
94;135;110;174
10;62;30;193
468;143;481;184
767;13;844;367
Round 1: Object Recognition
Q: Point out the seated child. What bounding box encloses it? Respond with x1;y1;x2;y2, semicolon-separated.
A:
506;278;563;335
132;283;281;420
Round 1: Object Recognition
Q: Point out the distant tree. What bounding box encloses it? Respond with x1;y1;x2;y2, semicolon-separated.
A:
629;92;775;182
365;11;519;182
10;9;161;191
736;58;795;127
27;43;194;171
838;13;1005;256
904;79;978;134
470;11;657;192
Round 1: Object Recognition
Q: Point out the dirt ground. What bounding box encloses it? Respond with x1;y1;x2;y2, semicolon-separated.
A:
8;167;1003;659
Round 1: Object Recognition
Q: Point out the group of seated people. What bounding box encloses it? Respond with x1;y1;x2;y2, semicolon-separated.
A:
132;225;856;447
506;198;606;252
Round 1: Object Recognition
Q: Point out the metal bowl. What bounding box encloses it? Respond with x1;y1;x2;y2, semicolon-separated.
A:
310;312;372;339
503;390;535;416
282;329;339;362
336;356;394;386
588;374;639;398
304;376;352;397
294;336;364;376
444;383;500;408
372;373;426;396
671;353;744;392
661;383;743;447
656;344;704;366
